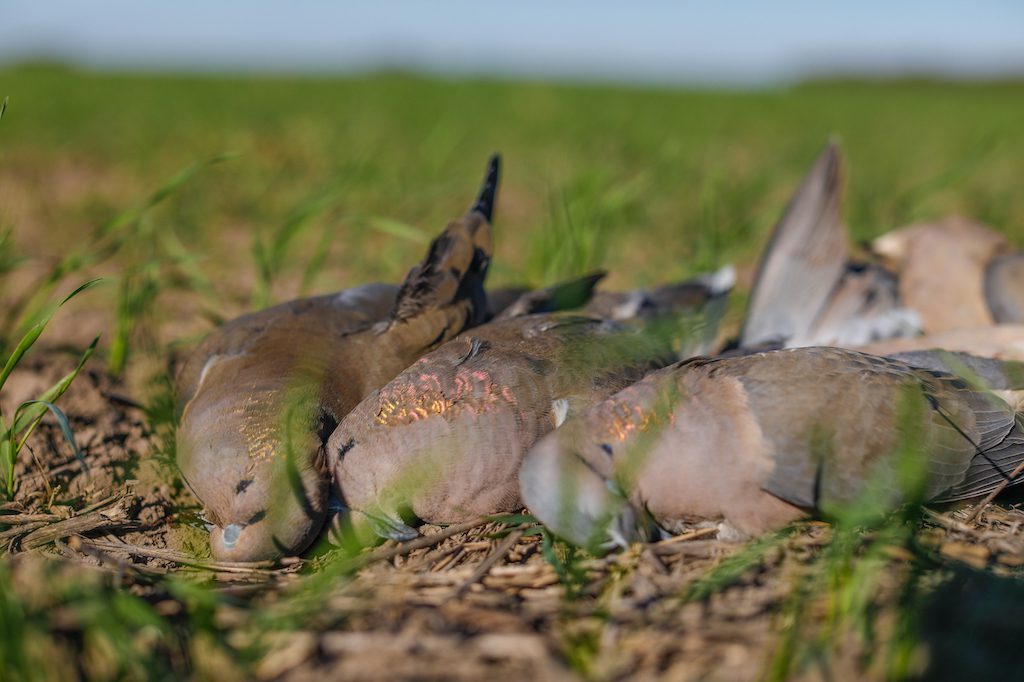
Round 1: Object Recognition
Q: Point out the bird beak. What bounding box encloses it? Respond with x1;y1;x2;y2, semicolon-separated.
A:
220;523;242;550
521;434;654;551
597;479;656;551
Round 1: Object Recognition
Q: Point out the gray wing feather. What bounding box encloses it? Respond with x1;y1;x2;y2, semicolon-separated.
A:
891;350;1024;391
741;142;848;347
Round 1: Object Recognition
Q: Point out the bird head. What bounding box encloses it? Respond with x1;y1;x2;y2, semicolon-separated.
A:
177;379;332;563
519;420;654;552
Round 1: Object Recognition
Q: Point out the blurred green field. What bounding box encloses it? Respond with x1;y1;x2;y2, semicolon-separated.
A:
3;64;1024;300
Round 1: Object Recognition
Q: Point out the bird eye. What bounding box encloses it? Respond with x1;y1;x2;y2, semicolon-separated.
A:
599;443;613;456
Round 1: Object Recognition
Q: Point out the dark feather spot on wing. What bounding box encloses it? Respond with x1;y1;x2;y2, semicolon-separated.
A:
248;510;266;525
235;479;252;495
336;438;356;460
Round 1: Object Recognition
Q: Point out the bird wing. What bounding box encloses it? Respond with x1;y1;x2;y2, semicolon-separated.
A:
716;348;1012;511
740;142;848;347
388;155;498;327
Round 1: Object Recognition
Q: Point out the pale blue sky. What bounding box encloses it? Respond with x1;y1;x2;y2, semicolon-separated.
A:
2;1;1023;84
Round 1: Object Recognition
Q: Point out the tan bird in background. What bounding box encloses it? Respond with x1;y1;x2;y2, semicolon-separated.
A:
521;347;1024;549
871;216;1014;334
175;155;499;562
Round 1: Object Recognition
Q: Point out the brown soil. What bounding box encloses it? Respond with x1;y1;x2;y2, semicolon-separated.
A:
3;348;1024;681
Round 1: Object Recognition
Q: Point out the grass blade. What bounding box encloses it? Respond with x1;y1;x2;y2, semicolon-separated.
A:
0;279;102;394
251;189;341;308
13;400;87;476
365;215;428;244
98;153;238;238
12;336;98;436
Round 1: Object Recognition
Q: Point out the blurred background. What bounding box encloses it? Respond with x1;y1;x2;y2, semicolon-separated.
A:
1;0;1023;376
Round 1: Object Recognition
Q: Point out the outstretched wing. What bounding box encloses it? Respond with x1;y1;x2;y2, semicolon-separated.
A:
740;142;848;347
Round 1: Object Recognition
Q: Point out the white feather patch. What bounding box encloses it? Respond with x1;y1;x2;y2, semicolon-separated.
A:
551;398;570;427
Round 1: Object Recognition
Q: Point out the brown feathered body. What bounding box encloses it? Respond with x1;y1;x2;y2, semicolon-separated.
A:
327;314;679;535
872;217;1011;334
521;347;1024;548
176;157;499;561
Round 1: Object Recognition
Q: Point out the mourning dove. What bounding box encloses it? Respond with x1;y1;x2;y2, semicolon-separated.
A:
326;312;685;541
741;141;919;349
520;347;1024;549
175;155;499;561
872;217;1013;334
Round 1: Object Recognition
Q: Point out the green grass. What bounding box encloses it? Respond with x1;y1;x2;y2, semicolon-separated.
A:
3;66;1024;299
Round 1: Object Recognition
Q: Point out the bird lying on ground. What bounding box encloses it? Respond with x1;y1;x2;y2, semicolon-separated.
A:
325;266;734;542
175;155;499;562
520;346;1024;549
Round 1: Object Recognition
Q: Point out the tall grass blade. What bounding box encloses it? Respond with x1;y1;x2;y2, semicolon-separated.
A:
366;215;428;244
251;190;341;308
299;223;335;296
0;278;101;393
98;153;238;238
12;336;98;436
13;400;87;475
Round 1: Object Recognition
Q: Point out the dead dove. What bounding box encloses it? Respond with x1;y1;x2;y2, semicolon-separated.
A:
175;155;499;561
741;141;919;349
326;312;689;541
872;216;1013;334
520;346;1024;549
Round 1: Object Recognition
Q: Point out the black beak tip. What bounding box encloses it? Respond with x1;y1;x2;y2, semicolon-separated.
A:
472;153;501;223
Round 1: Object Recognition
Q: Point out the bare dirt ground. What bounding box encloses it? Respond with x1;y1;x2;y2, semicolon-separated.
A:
4;347;1024;681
